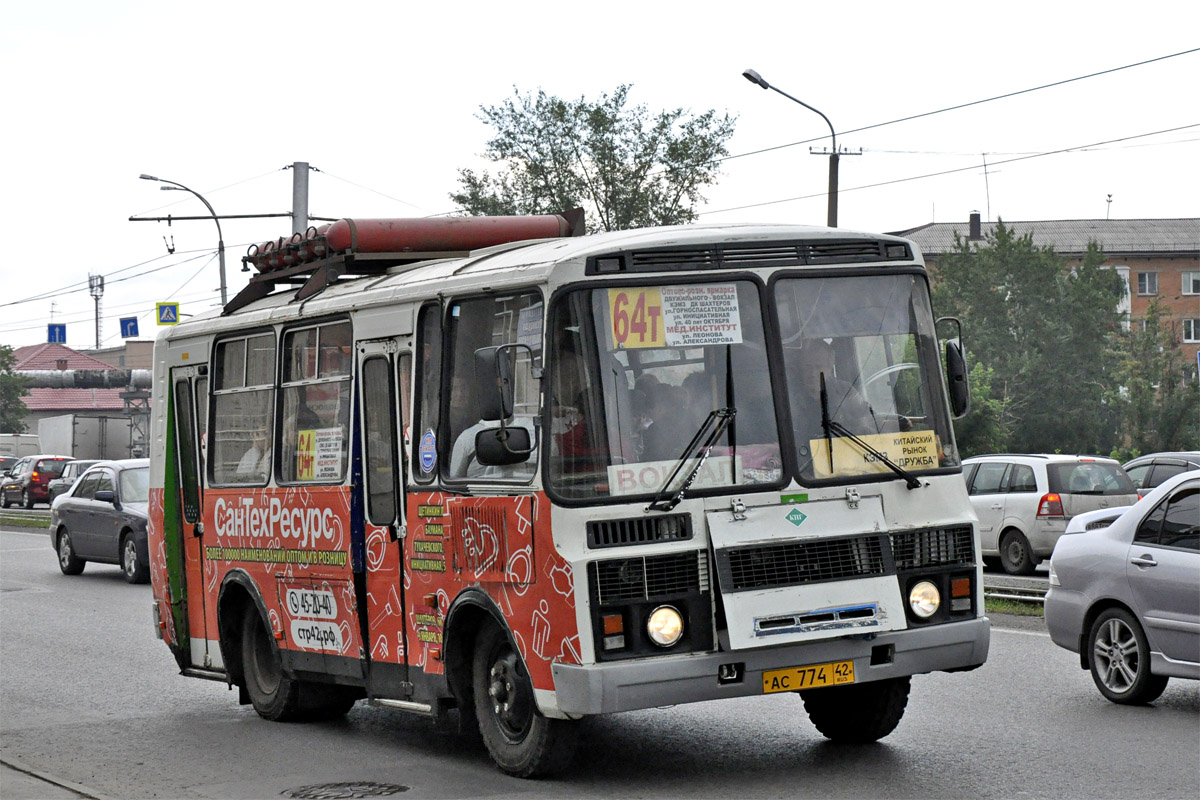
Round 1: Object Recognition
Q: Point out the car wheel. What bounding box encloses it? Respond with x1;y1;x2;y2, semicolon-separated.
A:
473;623;577;777
801;676;911;743
1088;608;1169;705
121;534;149;584
22;489;33;509
241;605;303;721
0;490;10;509
999;529;1036;575
57;530;85;576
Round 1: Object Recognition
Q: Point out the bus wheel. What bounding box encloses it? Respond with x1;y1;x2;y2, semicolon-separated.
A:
472;623;577;777
241;606;302;721
801;676;910;743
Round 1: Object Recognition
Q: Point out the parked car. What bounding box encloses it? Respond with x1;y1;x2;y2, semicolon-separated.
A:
47;459;99;503
1122;451;1200;497
49;459;150;584
961;454;1139;574
1045;469;1199;704
1;454;74;509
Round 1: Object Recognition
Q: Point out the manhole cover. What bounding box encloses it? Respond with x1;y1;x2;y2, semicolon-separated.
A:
283;782;409;799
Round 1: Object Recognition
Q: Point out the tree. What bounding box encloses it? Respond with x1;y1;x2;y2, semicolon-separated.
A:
931;222;1127;454
451;85;737;233
1114;298;1200;454
0;345;30;433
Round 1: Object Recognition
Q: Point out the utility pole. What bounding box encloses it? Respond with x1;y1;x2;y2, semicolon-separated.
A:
291;161;310;235
88;274;104;349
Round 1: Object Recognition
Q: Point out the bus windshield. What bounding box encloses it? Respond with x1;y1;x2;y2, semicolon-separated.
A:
775;272;957;483
547;273;957;501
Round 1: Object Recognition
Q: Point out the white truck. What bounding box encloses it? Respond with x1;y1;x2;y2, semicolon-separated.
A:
0;433;40;458
37;415;133;460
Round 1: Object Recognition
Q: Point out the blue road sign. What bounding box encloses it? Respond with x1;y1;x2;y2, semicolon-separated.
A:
120;317;140;338
156;303;179;325
47;323;66;343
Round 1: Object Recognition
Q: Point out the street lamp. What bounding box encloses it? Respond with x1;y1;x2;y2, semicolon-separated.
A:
742;68;841;228
139;174;228;306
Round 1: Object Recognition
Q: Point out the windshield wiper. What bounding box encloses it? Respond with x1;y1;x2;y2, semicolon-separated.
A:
646;407;736;513
818;373;922;490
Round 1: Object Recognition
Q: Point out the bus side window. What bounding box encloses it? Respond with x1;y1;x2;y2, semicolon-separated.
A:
210;333;275;485
280;321;352;484
412;305;442;484
398;352;413;463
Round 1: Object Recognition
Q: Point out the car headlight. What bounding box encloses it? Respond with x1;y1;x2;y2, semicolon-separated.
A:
909;581;941;618
646;605;684;647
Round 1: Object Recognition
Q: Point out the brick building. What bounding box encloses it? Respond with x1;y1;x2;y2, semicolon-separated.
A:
896;216;1200;363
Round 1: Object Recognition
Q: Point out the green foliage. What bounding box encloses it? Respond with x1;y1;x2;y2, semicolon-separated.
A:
932;222;1127;454
1115;298;1200;451
0;345;30;433
451;85;737;233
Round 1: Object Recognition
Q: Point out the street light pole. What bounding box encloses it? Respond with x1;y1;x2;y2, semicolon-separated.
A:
742;68;840;228
139;174;228;306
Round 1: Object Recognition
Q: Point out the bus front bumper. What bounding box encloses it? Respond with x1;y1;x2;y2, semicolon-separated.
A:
550;616;990;716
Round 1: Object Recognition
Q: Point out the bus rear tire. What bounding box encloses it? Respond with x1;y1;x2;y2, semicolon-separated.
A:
472;623;577;777
241;606;302;721
801;676;911;743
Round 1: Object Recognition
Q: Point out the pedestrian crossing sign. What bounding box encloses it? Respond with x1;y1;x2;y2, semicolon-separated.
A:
156;303;180;325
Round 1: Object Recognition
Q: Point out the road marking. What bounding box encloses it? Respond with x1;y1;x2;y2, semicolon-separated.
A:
1;546;46;552
1;530;51;538
992;626;1051;638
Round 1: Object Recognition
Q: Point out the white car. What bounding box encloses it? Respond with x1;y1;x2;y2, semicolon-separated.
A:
961;454;1139;574
1045;470;1199;704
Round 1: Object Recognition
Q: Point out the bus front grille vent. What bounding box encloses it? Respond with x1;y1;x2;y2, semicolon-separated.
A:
587;514;693;548
590;551;707;604
807;241;888;262
890;525;974;570
717;534;886;592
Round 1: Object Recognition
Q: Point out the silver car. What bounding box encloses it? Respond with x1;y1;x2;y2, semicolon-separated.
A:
1045;470;1199;704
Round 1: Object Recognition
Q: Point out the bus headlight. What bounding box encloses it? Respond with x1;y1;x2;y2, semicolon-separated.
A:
646;605;684;647
908;581;941;618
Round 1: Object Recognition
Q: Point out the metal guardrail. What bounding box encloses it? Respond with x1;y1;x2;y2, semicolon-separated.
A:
983;581;1047;604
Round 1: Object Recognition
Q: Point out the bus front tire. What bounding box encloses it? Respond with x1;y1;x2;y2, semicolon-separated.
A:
801;675;911;743
472;623;577;777
241;606;302;721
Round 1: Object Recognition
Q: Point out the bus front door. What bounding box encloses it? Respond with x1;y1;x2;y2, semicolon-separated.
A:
169;366;214;669
358;341;411;688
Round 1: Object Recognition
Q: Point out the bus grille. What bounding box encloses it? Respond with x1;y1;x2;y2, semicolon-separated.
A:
587;514;692;548
718;534;886;592
891;526;975;570
590;551;707;604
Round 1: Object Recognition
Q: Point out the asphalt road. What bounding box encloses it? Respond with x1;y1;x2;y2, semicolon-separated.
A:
2;525;1197;799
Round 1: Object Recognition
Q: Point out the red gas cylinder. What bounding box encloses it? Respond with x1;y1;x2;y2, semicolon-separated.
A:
324;215;574;254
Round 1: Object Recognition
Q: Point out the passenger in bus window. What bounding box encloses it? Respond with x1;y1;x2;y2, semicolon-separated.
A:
236;430;271;482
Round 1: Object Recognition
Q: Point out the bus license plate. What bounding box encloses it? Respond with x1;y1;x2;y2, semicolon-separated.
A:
762;660;855;693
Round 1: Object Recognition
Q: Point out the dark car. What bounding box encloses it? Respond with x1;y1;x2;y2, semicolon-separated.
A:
49;459;150;583
1;455;74;508
0;456;19;475
47;459;100;503
1122;451;1200;497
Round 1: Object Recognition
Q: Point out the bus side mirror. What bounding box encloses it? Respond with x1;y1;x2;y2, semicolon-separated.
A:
937;317;970;419
475;343;539;421
475;426;534;466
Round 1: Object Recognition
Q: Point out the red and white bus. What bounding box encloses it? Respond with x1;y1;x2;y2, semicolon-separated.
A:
149;216;988;777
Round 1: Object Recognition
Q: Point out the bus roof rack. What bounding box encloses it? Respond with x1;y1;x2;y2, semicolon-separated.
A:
223;210;584;315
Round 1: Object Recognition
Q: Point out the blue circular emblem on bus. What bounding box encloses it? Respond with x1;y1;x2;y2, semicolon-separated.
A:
419;429;437;473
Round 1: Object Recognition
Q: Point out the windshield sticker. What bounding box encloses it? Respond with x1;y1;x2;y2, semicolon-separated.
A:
608;284;743;350
517;302;543;352
608;455;742;496
811;430;939;478
419;429;437;473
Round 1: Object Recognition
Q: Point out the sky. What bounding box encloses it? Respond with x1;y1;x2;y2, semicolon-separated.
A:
2;0;1197;352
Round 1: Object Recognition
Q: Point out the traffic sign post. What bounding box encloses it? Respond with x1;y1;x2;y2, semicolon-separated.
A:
156;303;180;325
120;317;140;338
47;323;66;343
